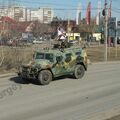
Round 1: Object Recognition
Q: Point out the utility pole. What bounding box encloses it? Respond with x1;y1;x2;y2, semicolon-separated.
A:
104;0;108;61
43;8;44;24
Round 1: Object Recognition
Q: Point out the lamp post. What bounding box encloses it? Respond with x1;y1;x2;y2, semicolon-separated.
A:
104;0;108;61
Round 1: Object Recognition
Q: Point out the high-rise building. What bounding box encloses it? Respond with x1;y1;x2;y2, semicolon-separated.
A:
30;7;54;23
0;5;54;23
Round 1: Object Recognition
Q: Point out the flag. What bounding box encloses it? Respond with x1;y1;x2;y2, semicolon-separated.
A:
76;3;81;25
86;1;91;25
96;0;101;25
96;12;100;25
108;0;112;18
57;27;66;40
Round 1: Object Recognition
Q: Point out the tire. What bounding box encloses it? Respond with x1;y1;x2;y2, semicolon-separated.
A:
38;70;52;85
74;65;85;79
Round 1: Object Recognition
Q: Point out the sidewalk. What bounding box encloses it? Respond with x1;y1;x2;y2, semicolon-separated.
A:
106;115;120;120
0;72;17;78
92;61;120;65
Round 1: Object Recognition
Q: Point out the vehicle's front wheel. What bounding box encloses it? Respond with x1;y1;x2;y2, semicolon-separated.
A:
74;65;85;79
38;70;52;85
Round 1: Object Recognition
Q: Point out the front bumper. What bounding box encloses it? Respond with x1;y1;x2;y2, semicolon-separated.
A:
18;67;39;79
18;71;35;79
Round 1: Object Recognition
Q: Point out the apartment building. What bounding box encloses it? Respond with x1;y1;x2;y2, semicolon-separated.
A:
30;8;54;23
0;6;54;23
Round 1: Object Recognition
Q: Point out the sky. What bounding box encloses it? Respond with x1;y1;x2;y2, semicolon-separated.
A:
0;0;120;20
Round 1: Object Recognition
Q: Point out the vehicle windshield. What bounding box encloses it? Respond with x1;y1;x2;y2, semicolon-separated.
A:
35;53;54;62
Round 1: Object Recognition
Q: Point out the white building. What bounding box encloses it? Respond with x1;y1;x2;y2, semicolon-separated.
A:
30;7;54;23
42;8;54;24
0;6;54;23
0;5;27;21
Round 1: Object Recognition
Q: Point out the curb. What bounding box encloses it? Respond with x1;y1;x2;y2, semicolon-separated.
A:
91;61;120;65
87;59;120;65
0;73;17;78
0;61;120;78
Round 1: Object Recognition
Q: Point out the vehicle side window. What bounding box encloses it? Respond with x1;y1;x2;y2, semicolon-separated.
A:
46;54;54;62
65;53;72;62
75;51;81;56
36;53;44;59
56;56;63;63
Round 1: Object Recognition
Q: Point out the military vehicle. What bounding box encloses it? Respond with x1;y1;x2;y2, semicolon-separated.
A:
18;45;88;85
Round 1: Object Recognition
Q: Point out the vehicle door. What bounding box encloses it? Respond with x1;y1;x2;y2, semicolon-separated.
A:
63;53;75;73
52;55;65;76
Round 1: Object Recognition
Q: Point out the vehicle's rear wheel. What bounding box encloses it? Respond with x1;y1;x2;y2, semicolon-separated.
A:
38;70;52;85
74;65;85;79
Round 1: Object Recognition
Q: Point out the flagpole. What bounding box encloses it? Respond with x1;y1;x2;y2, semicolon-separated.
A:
108;0;112;58
115;18;118;58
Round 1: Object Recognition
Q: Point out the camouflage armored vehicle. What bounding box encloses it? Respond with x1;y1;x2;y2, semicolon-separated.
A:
18;46;88;85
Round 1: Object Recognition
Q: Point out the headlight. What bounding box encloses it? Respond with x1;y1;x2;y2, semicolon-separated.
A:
31;67;38;73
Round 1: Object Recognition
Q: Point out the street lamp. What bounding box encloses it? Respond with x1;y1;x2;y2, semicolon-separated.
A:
102;0;108;61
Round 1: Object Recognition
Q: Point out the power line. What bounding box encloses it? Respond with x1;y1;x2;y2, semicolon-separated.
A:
53;7;101;10
1;1;120;17
112;7;120;11
1;1;120;12
0;0;103;10
112;9;120;13
12;0;78;8
0;5;103;11
1;0;120;12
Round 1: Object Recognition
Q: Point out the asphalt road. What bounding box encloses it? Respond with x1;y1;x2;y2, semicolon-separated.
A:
0;62;120;120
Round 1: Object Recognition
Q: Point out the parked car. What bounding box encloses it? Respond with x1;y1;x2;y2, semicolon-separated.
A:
117;37;120;44
33;39;43;44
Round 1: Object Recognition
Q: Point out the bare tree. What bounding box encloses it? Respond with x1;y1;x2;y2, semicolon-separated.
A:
32;21;51;37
